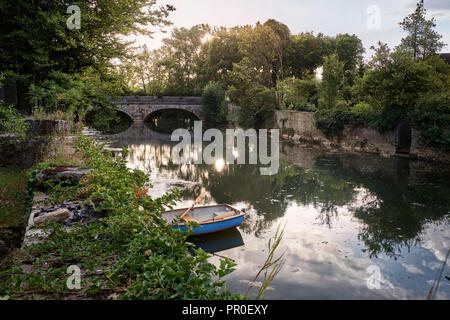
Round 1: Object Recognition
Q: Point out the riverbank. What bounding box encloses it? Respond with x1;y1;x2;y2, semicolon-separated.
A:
273;110;450;164
0;168;28;261
0;133;248;300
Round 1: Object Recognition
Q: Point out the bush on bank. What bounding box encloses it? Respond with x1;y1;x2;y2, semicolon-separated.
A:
0;103;29;139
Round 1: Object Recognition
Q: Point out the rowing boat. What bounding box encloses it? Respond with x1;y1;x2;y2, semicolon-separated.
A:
162;204;245;236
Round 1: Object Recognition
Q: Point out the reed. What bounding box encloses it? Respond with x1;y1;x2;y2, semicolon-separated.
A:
246;224;287;299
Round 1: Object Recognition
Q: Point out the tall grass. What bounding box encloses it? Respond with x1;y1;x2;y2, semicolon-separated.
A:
246;224;287;299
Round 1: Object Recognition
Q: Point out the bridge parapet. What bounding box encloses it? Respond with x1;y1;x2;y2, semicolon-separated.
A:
116;96;201;106
115;96;203;121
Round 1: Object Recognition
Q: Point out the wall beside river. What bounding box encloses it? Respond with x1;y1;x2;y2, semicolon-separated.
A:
273;110;450;164
0;120;73;167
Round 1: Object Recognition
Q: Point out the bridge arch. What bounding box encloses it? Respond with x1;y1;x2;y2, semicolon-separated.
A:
115;96;204;122
114;108;134;121
143;106;202;122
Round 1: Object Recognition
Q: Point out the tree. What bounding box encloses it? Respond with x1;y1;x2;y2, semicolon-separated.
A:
399;0;445;60
318;54;346;110
334;34;365;85
227;60;276;127
277;77;319;111
0;0;174;113
352;42;450;133
196;27;244;89
355;43;440;113
158;24;211;95
201;82;227;124
238;23;279;87
0;0;174;81
120;45;168;96
263;19;291;81
285;32;330;79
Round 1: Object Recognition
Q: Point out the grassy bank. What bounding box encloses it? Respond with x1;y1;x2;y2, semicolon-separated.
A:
0;167;29;261
0;168;28;229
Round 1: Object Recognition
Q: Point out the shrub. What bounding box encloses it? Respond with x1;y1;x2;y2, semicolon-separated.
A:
28;71;120;132
351;102;373;115
291;103;317;112
277;77;319;110
201;82;227;124
239;86;276;127
314;109;364;136
0;103;28;138
366;105;405;132
409;94;450;150
318;54;348;110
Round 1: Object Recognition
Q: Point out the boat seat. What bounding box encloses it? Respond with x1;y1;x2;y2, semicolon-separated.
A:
200;211;237;224
182;215;198;223
212;211;236;220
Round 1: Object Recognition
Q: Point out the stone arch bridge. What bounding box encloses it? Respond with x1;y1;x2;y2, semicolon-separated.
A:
115;96;203;121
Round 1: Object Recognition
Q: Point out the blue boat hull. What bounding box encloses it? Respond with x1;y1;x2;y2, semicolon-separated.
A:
174;215;245;236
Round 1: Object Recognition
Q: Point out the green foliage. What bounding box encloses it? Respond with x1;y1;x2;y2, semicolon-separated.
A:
354;44;439;114
0;137;246;300
285;32;330;79
124;25;211;96
366;106;405;133
318;54;348;110
277;77;319;111
314;109;364;136
399;0;445;60
201;82;227;124
315;103;406;136
227;74;276;128
349;40;449;139
351;102;373;115
84;104;122;134
238;23;281;88
0;103;28;139
27;71;122;132
226;106;242;126
0;0;174;80
0;168;28;228
408;93;450;150
196;27;244;89
334;34;365;85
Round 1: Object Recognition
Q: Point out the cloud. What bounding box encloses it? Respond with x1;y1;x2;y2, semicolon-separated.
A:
402;0;450;20
404;0;450;11
401;263;426;275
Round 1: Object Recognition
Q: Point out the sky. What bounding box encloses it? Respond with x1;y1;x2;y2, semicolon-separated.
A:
133;0;450;60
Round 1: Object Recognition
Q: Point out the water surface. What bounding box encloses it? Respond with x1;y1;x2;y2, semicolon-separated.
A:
108;122;450;300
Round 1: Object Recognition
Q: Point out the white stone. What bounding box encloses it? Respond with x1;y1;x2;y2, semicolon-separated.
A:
33;208;70;226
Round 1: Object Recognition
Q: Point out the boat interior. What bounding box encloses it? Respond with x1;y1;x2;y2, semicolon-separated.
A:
162;205;241;225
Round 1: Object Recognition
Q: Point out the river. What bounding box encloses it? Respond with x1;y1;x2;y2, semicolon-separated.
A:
106;120;450;300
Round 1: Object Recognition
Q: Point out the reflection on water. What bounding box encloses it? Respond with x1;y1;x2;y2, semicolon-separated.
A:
146;109;198;134
188;228;245;254
108;122;450;300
